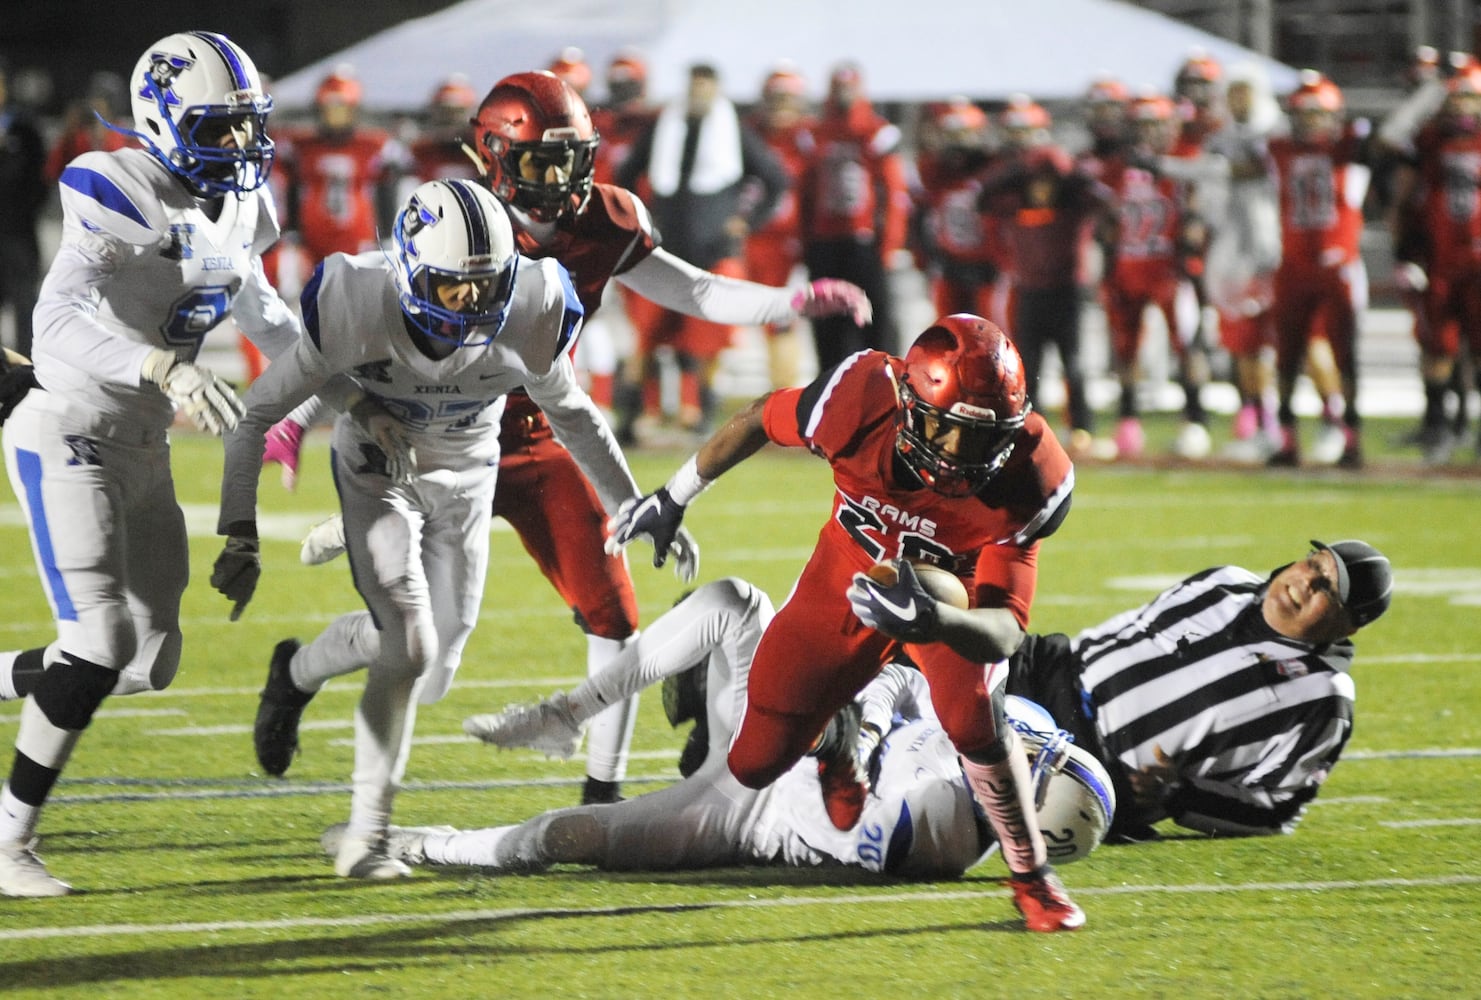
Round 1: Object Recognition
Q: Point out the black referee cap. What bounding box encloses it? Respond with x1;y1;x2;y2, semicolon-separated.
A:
1311;539;1392;627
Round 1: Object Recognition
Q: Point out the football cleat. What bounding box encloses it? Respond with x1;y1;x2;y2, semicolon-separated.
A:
0;840;72;898
1172;420;1212;460
300;513;347;565
322;821;454;867
814;703;868;831
1312;421;1349;465
254;638;313;777
1010;866;1086;932
1113;417;1145;460
463;692;582;759
332;831;413;880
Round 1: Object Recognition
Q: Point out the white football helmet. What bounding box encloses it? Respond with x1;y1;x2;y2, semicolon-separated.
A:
1006;695;1117;864
127;31;274;197
392;179;519;346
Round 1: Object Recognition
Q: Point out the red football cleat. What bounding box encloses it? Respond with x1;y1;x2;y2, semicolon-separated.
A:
1010;867;1086;932
817;753;868;831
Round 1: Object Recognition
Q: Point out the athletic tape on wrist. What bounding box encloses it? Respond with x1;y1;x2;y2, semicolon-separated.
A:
664;454;713;507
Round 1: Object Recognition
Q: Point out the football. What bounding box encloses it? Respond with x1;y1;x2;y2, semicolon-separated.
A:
866;559;970;609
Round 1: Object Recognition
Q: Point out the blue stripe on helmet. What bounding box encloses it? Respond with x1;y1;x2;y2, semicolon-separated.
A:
444;180;490;257
188;31;251;90
1063;756;1116;819
60;166;151;229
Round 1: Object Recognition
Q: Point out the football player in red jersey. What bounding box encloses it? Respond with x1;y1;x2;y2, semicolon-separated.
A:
408;74;482;183
277;67;407;264
744;64;818;389
607;315;1085;932
1266;71;1370;468
1098;92;1210;460
914;97;1000;323
256;72;869;806
1389;66;1481;463
799;62;912;371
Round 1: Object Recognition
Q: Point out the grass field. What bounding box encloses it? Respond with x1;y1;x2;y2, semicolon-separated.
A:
2;417;1479;999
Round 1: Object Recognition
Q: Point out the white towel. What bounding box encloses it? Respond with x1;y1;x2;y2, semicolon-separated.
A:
647;96;744;197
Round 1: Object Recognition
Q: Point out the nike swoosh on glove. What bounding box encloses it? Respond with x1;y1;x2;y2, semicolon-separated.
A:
846;559;939;643
604;488;687;572
211;535;261;621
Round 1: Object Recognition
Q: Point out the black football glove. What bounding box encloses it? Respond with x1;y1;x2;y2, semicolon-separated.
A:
846;559;940;643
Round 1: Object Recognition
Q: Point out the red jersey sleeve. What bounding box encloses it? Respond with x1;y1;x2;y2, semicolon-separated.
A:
761;351;898;457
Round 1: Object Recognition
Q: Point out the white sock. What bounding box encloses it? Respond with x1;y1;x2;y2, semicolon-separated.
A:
345;668;419;839
581;634;638;783
423;825;515;867
0;651;19;701
0;786;39;844
292;612;380;693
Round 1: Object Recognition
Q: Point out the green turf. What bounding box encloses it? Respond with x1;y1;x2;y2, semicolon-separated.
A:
1;421;1479;999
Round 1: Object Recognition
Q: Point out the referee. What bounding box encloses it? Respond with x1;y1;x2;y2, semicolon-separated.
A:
1008;539;1392;840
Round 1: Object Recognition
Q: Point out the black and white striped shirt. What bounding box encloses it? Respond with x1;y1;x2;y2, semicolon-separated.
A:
1075;566;1355;835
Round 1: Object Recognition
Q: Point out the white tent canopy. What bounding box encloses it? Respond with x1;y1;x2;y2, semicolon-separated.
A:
268;0;1300;111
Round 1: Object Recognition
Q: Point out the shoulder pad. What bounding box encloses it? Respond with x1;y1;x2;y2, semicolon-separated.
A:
57;150;166;246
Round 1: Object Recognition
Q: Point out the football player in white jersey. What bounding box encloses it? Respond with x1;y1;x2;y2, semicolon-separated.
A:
213;177;661;880
0;31;301;898
336;578;1114;878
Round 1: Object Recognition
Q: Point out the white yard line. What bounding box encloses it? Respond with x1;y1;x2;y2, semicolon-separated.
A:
4;873;1479;943
1380;818;1481;828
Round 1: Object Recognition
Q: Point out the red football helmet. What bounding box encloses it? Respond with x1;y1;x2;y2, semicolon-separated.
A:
895;315;1030;497
606;50;648;105
430;74;478;112
315;67;362;109
547;47;592;95
1175;49;1223;106
1288;69;1344;143
763;64;808;100
471;71;599;223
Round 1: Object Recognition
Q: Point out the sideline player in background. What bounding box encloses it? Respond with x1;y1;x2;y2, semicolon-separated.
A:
606;314;1085;931
0;31;299;897
263;72;868;806
1266;71;1370;469
214;179;666;879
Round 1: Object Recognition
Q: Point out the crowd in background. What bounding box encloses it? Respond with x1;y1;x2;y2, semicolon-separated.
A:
3;42;1477;466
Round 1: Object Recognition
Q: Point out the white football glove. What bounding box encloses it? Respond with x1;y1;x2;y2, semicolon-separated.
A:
300;513;347;566
349;394;418;485
140;348;245;436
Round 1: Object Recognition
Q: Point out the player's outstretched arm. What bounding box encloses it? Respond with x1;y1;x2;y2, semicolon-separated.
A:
604;394;771;571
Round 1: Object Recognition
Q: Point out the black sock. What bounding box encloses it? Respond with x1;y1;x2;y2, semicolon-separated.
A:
581;776;622;805
7;751;61;808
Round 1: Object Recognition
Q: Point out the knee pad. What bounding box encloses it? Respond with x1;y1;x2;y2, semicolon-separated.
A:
539;811;607;865
32;653;118;731
112;629;183;696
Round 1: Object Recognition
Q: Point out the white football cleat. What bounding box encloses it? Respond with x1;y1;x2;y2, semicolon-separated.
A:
0;840;73;898
1312;422;1348;465
464;692;582;759
322;821;454;868
300;513;347;566
1172;421;1212;460
331;829;413;880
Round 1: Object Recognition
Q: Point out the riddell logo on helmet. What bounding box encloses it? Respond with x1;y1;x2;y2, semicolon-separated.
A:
542;126;582;141
949;402;998;420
